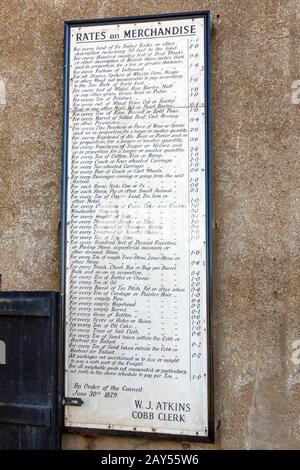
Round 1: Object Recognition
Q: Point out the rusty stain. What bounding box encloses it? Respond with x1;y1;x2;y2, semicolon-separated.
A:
273;290;279;299
182;442;191;450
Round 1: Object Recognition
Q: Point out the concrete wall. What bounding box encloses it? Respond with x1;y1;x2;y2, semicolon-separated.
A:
0;0;299;449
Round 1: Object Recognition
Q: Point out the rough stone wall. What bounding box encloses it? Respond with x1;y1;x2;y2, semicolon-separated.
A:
0;0;299;450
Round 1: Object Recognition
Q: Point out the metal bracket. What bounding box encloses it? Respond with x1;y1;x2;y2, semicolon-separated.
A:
62;397;83;407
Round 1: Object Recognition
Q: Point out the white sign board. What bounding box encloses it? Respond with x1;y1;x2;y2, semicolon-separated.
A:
62;12;212;440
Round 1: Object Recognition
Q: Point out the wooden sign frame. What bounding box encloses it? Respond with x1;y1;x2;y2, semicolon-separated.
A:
60;10;213;442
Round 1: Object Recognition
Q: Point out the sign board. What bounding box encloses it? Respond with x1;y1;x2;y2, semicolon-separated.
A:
61;11;213;440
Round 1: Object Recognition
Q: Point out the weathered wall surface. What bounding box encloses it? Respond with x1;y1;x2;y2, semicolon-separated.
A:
0;0;299;449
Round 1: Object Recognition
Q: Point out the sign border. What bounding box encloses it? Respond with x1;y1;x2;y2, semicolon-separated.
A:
60;10;214;443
